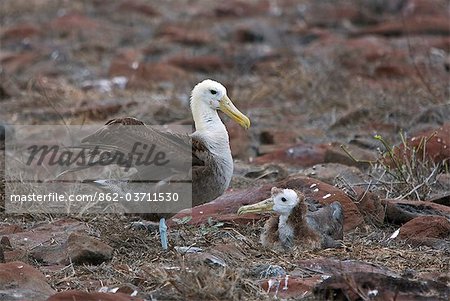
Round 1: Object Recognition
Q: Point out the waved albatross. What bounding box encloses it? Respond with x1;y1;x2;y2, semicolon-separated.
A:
238;187;343;250
79;79;250;249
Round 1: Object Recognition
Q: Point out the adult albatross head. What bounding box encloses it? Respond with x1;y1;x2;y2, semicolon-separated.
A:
190;79;250;131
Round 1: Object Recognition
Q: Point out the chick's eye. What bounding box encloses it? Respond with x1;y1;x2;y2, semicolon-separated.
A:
210;89;217;95
281;197;287;202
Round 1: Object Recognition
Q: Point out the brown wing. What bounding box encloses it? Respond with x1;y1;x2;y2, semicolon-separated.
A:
68;117;205;179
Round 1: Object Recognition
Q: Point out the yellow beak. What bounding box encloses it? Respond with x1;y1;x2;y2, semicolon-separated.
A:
219;95;251;129
237;198;274;215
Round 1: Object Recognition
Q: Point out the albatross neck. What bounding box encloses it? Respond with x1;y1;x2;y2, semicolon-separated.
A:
191;100;227;133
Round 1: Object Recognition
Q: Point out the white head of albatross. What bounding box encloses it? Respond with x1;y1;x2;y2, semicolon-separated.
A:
238;187;344;250
190;79;250;132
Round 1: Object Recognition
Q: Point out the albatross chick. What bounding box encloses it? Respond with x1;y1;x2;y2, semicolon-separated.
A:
238;187;344;250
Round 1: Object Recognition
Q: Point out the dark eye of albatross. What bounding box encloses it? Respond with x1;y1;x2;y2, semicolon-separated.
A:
281;197;287;202
210;89;217;95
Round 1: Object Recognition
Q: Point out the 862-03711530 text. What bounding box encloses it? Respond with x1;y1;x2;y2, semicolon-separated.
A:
9;192;180;203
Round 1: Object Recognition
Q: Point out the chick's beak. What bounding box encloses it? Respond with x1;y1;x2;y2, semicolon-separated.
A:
219;95;251;129
237;198;274;215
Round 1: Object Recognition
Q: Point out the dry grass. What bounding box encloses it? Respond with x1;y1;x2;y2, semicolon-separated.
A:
1;213;445;300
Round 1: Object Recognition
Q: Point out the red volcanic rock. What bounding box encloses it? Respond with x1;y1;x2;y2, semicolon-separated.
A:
131;63;186;87
117;0;160;16
109;50;187;87
398;215;450;248
258;129;301;146
31;232;113;265
260;275;322;299
386;123;450;167
72;99;137;120
49;12;100;32
0;224;23;235
314;271;449;301
157;25;212;46
357;15;450;36
167;55;228;72
5;218;87;257
294;258;398;277
170;186;269;227
171;175;364;231
0;261;55;301
254;142;328;167
324;142;377;168
67;232;113;265
108;48;142;78
303;163;364;185
303;2;373;27
0;51;42;74
305;36;414;80
259;259;400;298
226;120;253;159
213;0;270;17
1;24;41;41
382;199;450;224
47;290;144;301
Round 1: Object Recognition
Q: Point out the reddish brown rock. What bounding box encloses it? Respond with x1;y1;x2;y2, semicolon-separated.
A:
47;290;144;301
383;199;450;224
109;50;187;87
226;120;253;159
294;258;398;278
260;275;322;299
72;99;137;120
258;129;301;146
0;224;23;235
324;142;377;168
67;232;114;265
304;2;373;27
32;232;113;265
5;219;87;256
357;15;450;36
0;261;55;301
387;123;450;167
171;176;364;231
167;55;228;72
117;0;159;16
132;62;186;87
313;272;449;301
260;259;399;298
0;24;42;41
108;48;142;78
303;163;365;185
398;215;450;248
157;25;212;46
0;51;42;74
213;0;270;17
254;142;328;167
49;12;100;32
305;36;414;80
